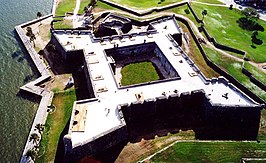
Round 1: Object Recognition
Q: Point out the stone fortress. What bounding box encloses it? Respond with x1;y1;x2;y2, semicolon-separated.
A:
51;14;265;162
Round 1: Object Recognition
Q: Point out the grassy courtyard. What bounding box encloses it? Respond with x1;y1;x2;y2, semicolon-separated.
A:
150;141;266;162
36;90;76;163
121;62;160;86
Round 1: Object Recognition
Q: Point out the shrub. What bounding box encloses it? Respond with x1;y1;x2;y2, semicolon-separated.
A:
184;9;190;14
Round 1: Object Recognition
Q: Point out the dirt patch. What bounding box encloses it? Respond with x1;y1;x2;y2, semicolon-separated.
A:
45;74;74;92
116;131;195;162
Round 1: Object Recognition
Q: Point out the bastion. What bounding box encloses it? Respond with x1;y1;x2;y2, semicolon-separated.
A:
50;14;265;162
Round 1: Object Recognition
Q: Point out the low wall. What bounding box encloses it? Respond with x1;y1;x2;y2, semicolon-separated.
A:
200;25;245;55
242;67;266;91
99;0;187;17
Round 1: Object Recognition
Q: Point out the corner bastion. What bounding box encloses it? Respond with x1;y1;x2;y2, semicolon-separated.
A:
50;14;265;162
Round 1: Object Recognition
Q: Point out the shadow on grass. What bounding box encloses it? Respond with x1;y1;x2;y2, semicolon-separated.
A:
251;45;257;48
54;119;70;163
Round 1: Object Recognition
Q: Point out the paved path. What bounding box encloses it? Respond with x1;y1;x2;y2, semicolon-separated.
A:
52;0;59;16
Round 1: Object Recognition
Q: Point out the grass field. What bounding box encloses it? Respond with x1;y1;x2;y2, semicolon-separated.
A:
53;19;73;29
36;90;76;163
179;23;219;78
78;0;89;14
109;0;183;9
121;62;160;86
150;141;266;162
202;45;266;100
244;62;266;85
56;0;76;16
195;0;223;4
188;3;266;63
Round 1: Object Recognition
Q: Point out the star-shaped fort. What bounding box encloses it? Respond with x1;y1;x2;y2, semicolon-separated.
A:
50;14;264;161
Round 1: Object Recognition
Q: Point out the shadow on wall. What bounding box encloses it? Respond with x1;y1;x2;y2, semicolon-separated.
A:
121;91;261;142
71;91;260;162
76;90;261;162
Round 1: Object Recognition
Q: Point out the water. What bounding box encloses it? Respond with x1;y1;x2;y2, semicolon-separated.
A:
0;0;52;162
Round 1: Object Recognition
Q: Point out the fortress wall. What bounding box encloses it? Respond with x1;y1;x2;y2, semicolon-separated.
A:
105;42;155;60
154;45;179;77
199;99;261;140
105;42;179;79
120;89;261;142
64;125;128;162
64;90;262;161
120;90;206;142
51;31;67;60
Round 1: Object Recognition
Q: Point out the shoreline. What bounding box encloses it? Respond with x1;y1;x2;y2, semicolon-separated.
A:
16;1;57;161
15;15;54;162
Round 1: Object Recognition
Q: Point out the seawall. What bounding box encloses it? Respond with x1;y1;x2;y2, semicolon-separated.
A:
15;14;55;163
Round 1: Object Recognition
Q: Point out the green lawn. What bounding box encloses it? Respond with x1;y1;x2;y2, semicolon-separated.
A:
244;62;266;85
95;0;118;10
79;0;89;14
203;45;266;100
121;62;160;86
56;0;76;16
53;19;73;29
188;3;266;63
179;23;219;78
195;0;223;4
36;90;76;162
109;0;183;9
150;141;266;162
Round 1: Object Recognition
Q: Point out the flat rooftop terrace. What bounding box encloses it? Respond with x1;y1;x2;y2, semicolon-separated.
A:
53;18;260;147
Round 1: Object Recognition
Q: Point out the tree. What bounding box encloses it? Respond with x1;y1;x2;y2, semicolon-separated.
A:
25;148;37;161
89;0;97;6
229;4;233;10
25;27;36;47
29;34;36;47
241;7;259;20
37;12;42;25
251;30;259;47
29;133;40;145
37;12;42;18
84;6;88;13
252;30;258;38
26;27;33;35
201;9;207;21
47;43;56;52
35;124;45;134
